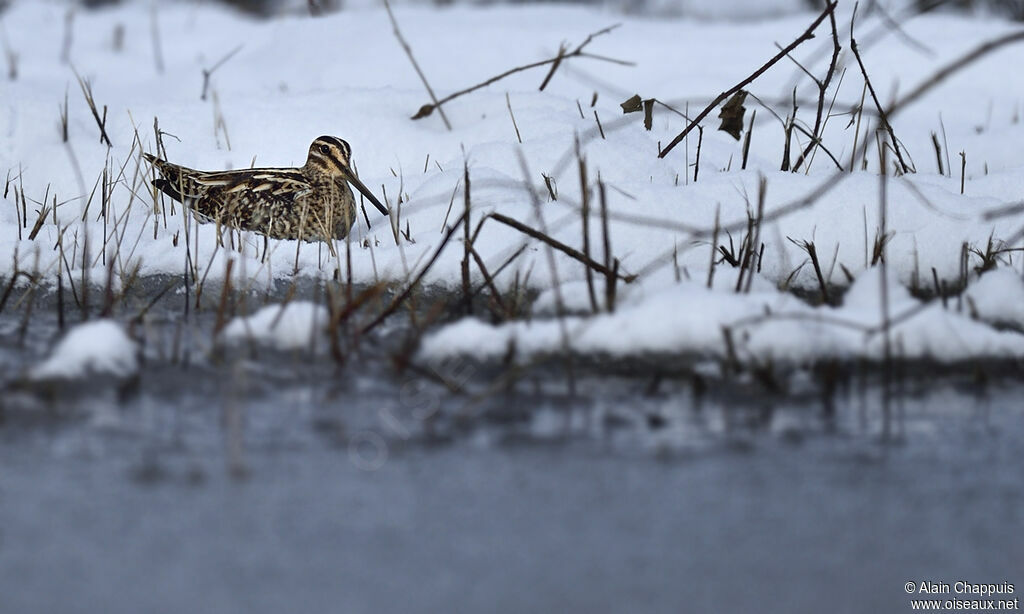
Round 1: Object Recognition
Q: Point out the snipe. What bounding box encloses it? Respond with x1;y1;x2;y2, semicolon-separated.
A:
144;136;389;241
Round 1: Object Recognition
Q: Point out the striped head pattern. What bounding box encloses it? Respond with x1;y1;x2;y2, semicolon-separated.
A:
304;135;390;217
306;136;354;178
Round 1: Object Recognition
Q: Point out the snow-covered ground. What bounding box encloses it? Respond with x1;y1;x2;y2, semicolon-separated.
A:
2;0;1024;365
422;266;1024;364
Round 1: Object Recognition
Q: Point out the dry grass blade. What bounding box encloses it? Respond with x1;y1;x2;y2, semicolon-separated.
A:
788;237;830;302
505;92;522;144
59;87;69;142
73;68;112;147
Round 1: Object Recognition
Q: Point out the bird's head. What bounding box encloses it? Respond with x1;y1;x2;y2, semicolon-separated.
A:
306;136;389;217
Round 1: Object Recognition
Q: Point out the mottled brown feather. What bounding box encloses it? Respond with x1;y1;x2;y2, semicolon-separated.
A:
142;136;382;242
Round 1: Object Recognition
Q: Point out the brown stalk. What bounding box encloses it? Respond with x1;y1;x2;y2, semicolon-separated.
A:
792;6;841;172
514;150;575;395
468;245;507;317
470;243;528;300
959;150;966;194
488;212;634;283
505;92;522;143
461;160;472;314
73;69;112;147
849;5;911;174
788;238;829;302
741;109;756;170
878;147;892;440
360;211;468;336
577;142;598;313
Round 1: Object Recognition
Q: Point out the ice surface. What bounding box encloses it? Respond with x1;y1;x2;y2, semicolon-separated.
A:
29;319;139;379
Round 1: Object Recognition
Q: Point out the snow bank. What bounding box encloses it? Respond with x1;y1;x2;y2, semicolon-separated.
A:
30;320;139;380
420;267;1024;364
221;301;328;350
965;268;1024;330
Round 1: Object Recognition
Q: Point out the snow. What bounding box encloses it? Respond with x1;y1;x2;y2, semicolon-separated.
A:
29;319;139;380
965;267;1024;329
420;266;1024;364
3;0;1024;365
221;301;329;350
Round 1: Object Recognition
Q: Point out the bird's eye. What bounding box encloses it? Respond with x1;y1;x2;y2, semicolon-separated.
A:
319;145;330;154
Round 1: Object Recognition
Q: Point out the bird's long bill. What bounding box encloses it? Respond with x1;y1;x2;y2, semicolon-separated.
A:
345;173;390;217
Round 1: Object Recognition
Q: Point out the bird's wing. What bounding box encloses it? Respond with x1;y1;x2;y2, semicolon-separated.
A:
192;168;314;200
144;154;207;200
144;155;314;201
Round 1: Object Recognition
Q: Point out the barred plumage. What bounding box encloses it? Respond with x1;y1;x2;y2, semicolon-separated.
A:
143;136;389;242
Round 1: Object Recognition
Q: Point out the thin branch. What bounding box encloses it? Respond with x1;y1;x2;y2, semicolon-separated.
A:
659;2;836;159
888;29;1024;120
385;0;451;130
359;212;467;335
849;4;911;174
201;43;243;101
411;24;628;121
792;5;841;172
489;212;635;283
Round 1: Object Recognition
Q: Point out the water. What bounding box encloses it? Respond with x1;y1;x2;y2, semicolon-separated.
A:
1;287;1022;613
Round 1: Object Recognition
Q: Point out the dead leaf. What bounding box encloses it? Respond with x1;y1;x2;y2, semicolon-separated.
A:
621;94;643;114
411;104;435;120
643;98;654;131
717;90;748;140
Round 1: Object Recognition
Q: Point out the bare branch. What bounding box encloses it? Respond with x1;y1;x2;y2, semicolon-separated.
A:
849;4;911;174
411;25;628;121
658;2;836;159
384;0;451;130
489;212;635;283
